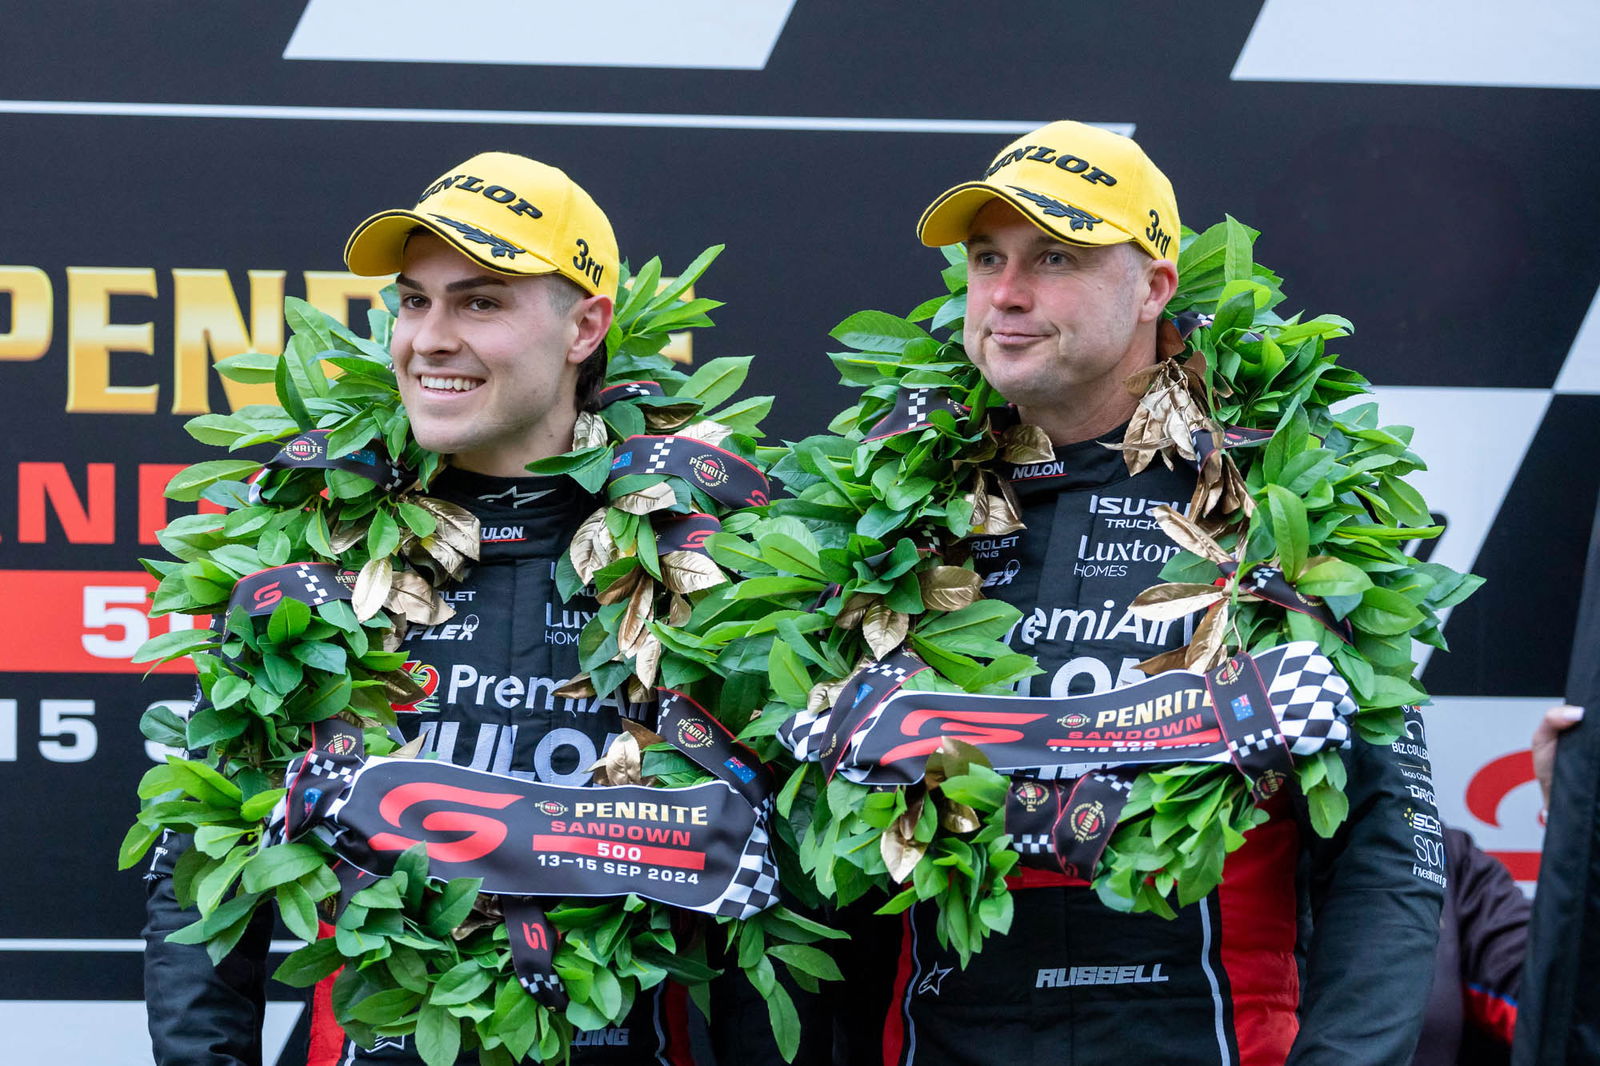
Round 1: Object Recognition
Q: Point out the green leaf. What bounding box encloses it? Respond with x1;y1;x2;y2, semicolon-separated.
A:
676;356;752;409
1350;587;1426;636
273;937;345;986
430;961;493;1006
347;986;423;1025
830;310;933;354
759;533;826;580
214;351;282;384
241;843;328;894
117;820;163;870
132;627;219;665
267;598;312;644
275;881;321;941
765;980;802;1062
767;943;843;981
767;640;812;709
1295;558;1373;598
1264;484;1309;579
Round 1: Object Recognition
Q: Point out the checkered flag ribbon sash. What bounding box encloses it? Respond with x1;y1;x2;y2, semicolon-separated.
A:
264;429;408;492
776;650;931;778
811;641;1353;788
606;434;771;507
597;380;666;407
863;387;972;442
228;562;354;617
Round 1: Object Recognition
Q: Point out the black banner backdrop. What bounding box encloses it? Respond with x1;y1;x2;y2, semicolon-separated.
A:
0;3;1596;1061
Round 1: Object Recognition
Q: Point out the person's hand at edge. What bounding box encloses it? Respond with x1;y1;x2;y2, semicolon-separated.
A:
1533;704;1585;811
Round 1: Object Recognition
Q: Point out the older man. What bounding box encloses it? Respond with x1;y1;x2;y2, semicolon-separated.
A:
849;122;1444;1066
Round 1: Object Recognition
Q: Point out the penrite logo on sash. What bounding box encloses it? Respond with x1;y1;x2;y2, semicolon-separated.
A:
606;434;771;506
263;428;409;491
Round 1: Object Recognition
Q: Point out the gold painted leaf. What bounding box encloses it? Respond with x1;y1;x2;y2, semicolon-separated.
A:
807;678;847;716
999;424;1055;464
836;592;876;631
641;402;701;432
1134;645;1190;676
661;550;725;594
591;732;644;786
632;631;662;690
619;717;667;750
863;602;909;660
385;570;453;626
571;507;616;584
573;410;608;451
618;576;657;656
416;497;480;563
329;520;366;554
626;676;653;704
382;668;429;707
352;556;394;622
1128;582;1225;621
937;797;981;834
880;800;927;883
378;618;407;652
1152;505;1233;565
667;593;692;627
964;487;991;534
389;733;427;760
671;419;733;447
923;737;991;790
553;674;596;700
596;567;642;606
614;481;677;515
1185;602;1231;671
919;566;982;613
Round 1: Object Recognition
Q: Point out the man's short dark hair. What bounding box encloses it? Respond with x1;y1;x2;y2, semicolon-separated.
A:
543;275;606;413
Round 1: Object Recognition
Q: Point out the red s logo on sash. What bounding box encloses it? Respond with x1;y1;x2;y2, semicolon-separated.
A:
367;782;522;863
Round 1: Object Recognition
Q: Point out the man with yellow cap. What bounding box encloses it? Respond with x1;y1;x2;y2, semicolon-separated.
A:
839;122;1443;1065
143;152;711;1065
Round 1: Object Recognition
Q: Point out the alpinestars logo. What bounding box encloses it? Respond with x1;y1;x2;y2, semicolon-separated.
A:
917;963;954;996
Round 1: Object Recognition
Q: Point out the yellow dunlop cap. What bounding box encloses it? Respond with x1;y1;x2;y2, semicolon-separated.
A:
344;151;619;298
917;121;1179;261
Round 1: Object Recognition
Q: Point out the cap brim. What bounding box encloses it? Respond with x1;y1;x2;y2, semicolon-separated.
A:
343;210;561;278
917;182;1136;249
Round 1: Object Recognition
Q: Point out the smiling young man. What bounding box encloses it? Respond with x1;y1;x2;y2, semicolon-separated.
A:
840;122;1444;1066
144;152;709;1066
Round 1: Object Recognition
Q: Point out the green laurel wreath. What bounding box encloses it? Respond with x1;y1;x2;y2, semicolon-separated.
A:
121;248;838;1065
729;217;1479;963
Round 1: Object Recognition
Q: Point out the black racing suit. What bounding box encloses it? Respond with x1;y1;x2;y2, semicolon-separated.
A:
144;468;700;1066
850;431;1445;1066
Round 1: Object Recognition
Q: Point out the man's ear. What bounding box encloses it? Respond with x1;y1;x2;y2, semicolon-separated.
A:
1140;259;1179;323
567;294;615;366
